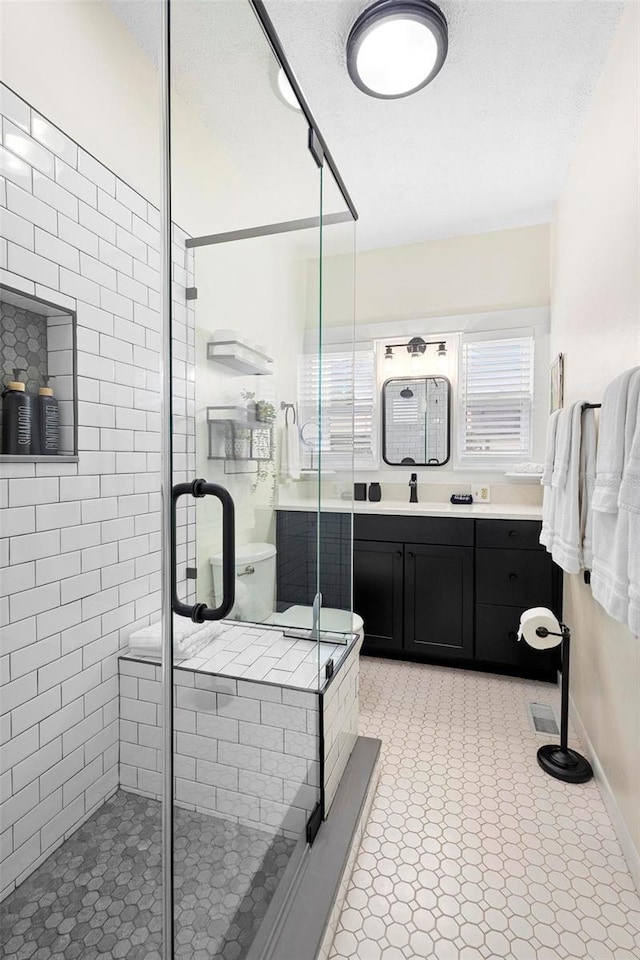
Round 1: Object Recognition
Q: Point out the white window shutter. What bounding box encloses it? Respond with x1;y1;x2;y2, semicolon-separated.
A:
298;350;376;469
459;335;534;465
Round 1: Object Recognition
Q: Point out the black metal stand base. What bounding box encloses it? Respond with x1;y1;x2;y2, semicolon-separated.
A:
537;744;593;784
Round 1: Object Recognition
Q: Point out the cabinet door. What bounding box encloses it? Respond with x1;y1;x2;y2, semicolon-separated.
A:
354;540;404;652
404;544;474;660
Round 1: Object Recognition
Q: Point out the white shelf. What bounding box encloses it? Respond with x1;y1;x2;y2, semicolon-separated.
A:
207;340;274;376
504;472;543;482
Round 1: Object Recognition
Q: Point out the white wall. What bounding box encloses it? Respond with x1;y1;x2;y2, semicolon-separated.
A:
550;0;640;874
314;223;550;329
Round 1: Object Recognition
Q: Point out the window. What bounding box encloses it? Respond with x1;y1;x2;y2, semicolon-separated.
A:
458;334;534;466
298;349;377;470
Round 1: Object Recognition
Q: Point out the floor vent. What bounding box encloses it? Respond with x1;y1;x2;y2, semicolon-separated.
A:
528;701;559;736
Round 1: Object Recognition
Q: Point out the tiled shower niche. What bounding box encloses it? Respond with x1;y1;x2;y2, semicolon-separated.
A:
0;284;77;459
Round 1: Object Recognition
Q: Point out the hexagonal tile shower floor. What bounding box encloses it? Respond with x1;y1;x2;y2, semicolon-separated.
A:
329;658;640;960
0;790;295;960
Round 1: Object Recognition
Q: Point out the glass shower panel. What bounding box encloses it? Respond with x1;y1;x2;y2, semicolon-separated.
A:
0;1;168;957
312;168;358;691
168;1;324;956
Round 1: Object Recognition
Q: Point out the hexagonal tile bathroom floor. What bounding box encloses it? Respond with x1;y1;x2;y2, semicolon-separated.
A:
0;790;295;960
329;658;640;960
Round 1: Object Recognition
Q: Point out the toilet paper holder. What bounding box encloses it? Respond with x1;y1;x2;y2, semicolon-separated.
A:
519;616;593;785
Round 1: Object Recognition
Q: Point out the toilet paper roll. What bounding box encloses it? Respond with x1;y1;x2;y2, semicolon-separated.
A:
518;607;563;650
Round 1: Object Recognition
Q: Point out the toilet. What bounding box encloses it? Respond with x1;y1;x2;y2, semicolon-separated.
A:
210;541;364;639
210;542;276;623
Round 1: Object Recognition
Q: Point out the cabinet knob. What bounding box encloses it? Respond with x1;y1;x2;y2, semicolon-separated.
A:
508;572;519;582
396;551;402;558
408;551;414;559
508;529;517;538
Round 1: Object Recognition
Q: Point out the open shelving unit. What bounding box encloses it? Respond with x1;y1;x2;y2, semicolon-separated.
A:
206;339;274;376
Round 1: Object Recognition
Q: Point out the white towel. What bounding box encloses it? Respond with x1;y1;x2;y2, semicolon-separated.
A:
619;380;640;636
540;410;561;553
592;366;640;514
551;407;573;489
281;422;301;481
541;410;561;487
542;402;591;574
128;616;225;660
580;408;597;571
592;369;640;629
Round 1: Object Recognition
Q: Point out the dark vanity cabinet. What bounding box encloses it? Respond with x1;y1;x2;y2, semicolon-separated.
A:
354;515;475;662
353;541;404;652
354;514;561;681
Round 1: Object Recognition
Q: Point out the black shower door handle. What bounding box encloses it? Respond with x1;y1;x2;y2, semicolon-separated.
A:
172;479;235;623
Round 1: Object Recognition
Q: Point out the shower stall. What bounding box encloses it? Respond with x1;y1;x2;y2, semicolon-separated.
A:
0;2;368;958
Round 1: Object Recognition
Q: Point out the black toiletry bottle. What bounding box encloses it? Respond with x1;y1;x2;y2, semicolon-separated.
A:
2;369;37;455
368;482;382;502
38;378;59;455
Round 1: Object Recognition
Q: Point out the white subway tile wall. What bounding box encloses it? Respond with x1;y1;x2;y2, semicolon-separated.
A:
118;658;320;840
0;84;196;900
323;639;360;813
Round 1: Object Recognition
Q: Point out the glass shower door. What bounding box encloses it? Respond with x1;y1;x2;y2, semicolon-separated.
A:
166;1;326;956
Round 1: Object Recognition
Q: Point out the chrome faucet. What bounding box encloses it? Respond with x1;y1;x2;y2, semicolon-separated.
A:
409;472;418;504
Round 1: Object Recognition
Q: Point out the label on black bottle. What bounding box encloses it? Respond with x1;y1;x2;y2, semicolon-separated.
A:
43;403;59;451
17;403;31;447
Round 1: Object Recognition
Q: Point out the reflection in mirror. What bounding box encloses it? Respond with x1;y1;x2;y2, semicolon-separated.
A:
383;376;450;466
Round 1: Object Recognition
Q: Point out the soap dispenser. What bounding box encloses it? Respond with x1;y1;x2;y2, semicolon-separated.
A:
37;377;59;455
2;369;37;455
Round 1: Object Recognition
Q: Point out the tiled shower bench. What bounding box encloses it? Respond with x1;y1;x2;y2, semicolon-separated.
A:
118;621;361;839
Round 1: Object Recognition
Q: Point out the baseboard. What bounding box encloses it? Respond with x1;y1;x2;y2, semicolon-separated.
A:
569;695;640;893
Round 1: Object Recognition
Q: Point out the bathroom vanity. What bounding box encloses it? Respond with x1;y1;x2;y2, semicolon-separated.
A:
277;504;561;682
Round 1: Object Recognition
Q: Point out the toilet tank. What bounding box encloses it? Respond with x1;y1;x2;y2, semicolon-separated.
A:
210;541;276;623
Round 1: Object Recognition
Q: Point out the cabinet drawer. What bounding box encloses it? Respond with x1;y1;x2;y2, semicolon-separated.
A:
476;548;553;608
476;519;543;551
476;604;559;671
354;514;473;546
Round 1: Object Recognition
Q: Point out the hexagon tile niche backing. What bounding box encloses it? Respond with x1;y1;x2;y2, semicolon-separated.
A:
0;303;49;393
329;658;640;960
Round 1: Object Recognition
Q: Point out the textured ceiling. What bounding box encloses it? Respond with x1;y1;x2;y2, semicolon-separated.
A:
110;0;624;249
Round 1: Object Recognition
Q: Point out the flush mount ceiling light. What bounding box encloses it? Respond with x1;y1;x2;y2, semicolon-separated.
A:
277;67;302;111
347;0;448;99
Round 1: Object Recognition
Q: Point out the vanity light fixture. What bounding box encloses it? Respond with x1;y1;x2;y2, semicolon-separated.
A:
407;336;427;360
347;0;448;100
383;338;448;361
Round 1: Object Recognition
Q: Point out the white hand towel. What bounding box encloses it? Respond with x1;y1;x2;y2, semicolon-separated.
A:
281;422;301;481
541;410;561;487
619;380;640;635
540;410;561;552
592;366;640;514
128;616;225;659
580;408;597;571
543;402;589;574
592;369;640;630
551;407;574;489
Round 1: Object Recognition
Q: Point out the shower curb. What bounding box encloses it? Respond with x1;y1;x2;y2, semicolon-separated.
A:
247;735;381;960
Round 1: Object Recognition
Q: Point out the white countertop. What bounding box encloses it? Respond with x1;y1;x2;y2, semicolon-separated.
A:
276;498;542;522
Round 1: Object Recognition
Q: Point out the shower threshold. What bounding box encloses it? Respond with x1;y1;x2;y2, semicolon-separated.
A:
0;790;295;960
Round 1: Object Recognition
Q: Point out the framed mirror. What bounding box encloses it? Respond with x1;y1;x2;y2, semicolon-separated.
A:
382;376;451;466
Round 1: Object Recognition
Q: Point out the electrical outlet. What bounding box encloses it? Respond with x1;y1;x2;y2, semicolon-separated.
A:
472;485;491;503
